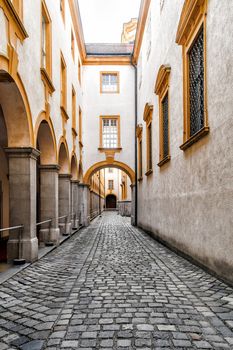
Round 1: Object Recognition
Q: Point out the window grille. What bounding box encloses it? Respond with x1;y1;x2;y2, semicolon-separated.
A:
102;119;118;148
162;92;169;158
102;74;118;92
189;27;204;136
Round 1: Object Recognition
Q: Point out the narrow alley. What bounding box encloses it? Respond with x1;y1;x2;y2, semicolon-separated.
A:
0;213;233;349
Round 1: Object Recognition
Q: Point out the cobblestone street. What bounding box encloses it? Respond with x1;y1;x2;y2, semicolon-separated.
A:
0;212;233;349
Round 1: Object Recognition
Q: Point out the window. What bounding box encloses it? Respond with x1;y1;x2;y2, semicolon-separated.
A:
72;87;76;134
155;65;171;166
176;0;209;151
60;0;65;23
143;104;153;175
78;60;81;85
79;107;82;144
71;30;75;60
108;168;113;173
99;117;120;149
108;180;114;190
146;13;151;59
136;124;143;180
100;72;119;93
60;53;67;111
41;0;52;77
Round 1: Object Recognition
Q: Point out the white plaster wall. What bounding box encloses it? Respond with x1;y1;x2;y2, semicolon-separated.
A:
82;65;135;175
1;0;83;162
137;0;233;282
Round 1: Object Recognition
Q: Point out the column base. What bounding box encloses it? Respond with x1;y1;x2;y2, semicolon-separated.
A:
59;222;71;236
7;237;38;263
39;228;60;246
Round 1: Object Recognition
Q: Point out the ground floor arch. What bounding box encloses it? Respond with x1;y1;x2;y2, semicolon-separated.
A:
83;160;135;185
106;194;117;209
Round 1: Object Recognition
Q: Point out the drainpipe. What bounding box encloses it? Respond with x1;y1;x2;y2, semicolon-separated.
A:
131;56;138;226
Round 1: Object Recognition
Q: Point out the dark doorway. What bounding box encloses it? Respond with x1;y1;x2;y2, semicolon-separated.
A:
106;194;117;209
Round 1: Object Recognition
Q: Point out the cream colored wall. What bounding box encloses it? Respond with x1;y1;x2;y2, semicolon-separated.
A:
137;0;233;282
82;65;135;174
0;0;83;163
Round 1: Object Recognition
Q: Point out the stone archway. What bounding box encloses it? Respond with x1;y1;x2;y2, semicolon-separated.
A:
58;140;71;235
0;68;38;262
83;161;136;225
106;194;117;209
83;160;135;185
35;117;59;245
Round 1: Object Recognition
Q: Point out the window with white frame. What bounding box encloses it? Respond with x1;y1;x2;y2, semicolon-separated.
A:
101;72;119;93
108;180;114;190
102;118;118;148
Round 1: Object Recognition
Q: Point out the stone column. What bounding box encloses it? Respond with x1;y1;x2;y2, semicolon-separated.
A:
71;180;79;229
58;174;72;235
5;147;40;262
78;183;90;227
39;165;60;245
131;184;136;226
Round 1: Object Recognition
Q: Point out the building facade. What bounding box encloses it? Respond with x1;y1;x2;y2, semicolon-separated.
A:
0;0;232;284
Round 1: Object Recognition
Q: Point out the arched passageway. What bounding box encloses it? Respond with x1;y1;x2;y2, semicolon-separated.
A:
85;161;136;224
106;194;117;209
58;141;72;235
35;118;59;245
0;68;37;262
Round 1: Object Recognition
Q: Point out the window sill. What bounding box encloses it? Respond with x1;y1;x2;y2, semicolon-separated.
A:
60;106;69;121
41;68;55;94
4;0;28;40
100;91;120;94
157;155;171;167
98;147;122;152
180;126;209;151
145;169;153;176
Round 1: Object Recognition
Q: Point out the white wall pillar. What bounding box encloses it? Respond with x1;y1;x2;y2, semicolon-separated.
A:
78;183;90;227
5;147;40;262
131;184;136;226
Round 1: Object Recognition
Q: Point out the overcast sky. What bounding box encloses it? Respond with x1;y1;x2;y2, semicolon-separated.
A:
78;0;141;43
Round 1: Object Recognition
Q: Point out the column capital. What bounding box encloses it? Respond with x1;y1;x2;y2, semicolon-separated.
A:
79;183;90;189
5;147;40;160
59;173;72;179
39;164;60;172
71;179;80;184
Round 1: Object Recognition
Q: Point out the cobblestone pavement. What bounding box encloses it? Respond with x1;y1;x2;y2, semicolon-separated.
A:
0;212;233;350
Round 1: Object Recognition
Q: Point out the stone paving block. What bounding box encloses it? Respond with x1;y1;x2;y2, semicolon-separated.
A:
0;213;233;350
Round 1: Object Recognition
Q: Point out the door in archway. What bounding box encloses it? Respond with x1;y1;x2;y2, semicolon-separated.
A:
106;194;117;209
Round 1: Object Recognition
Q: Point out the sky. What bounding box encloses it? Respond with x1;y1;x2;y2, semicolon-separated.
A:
78;0;141;43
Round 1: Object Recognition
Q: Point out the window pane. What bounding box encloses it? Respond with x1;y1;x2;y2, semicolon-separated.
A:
102;73;118;92
189;27;204;136
162;92;169;158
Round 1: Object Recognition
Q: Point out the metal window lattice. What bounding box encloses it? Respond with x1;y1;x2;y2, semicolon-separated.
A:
189;27;204;136
162;93;169;158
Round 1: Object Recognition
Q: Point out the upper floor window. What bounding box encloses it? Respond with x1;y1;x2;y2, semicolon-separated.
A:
143;104;153;176
108;168;113;173
72;87;76;133
155;65;171;167
108;180;114;190
41;0;51;77
100;72;119;93
60;53;67;110
176;0;209;151
136;124;143;180
99;116;120;149
71;30;75;61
